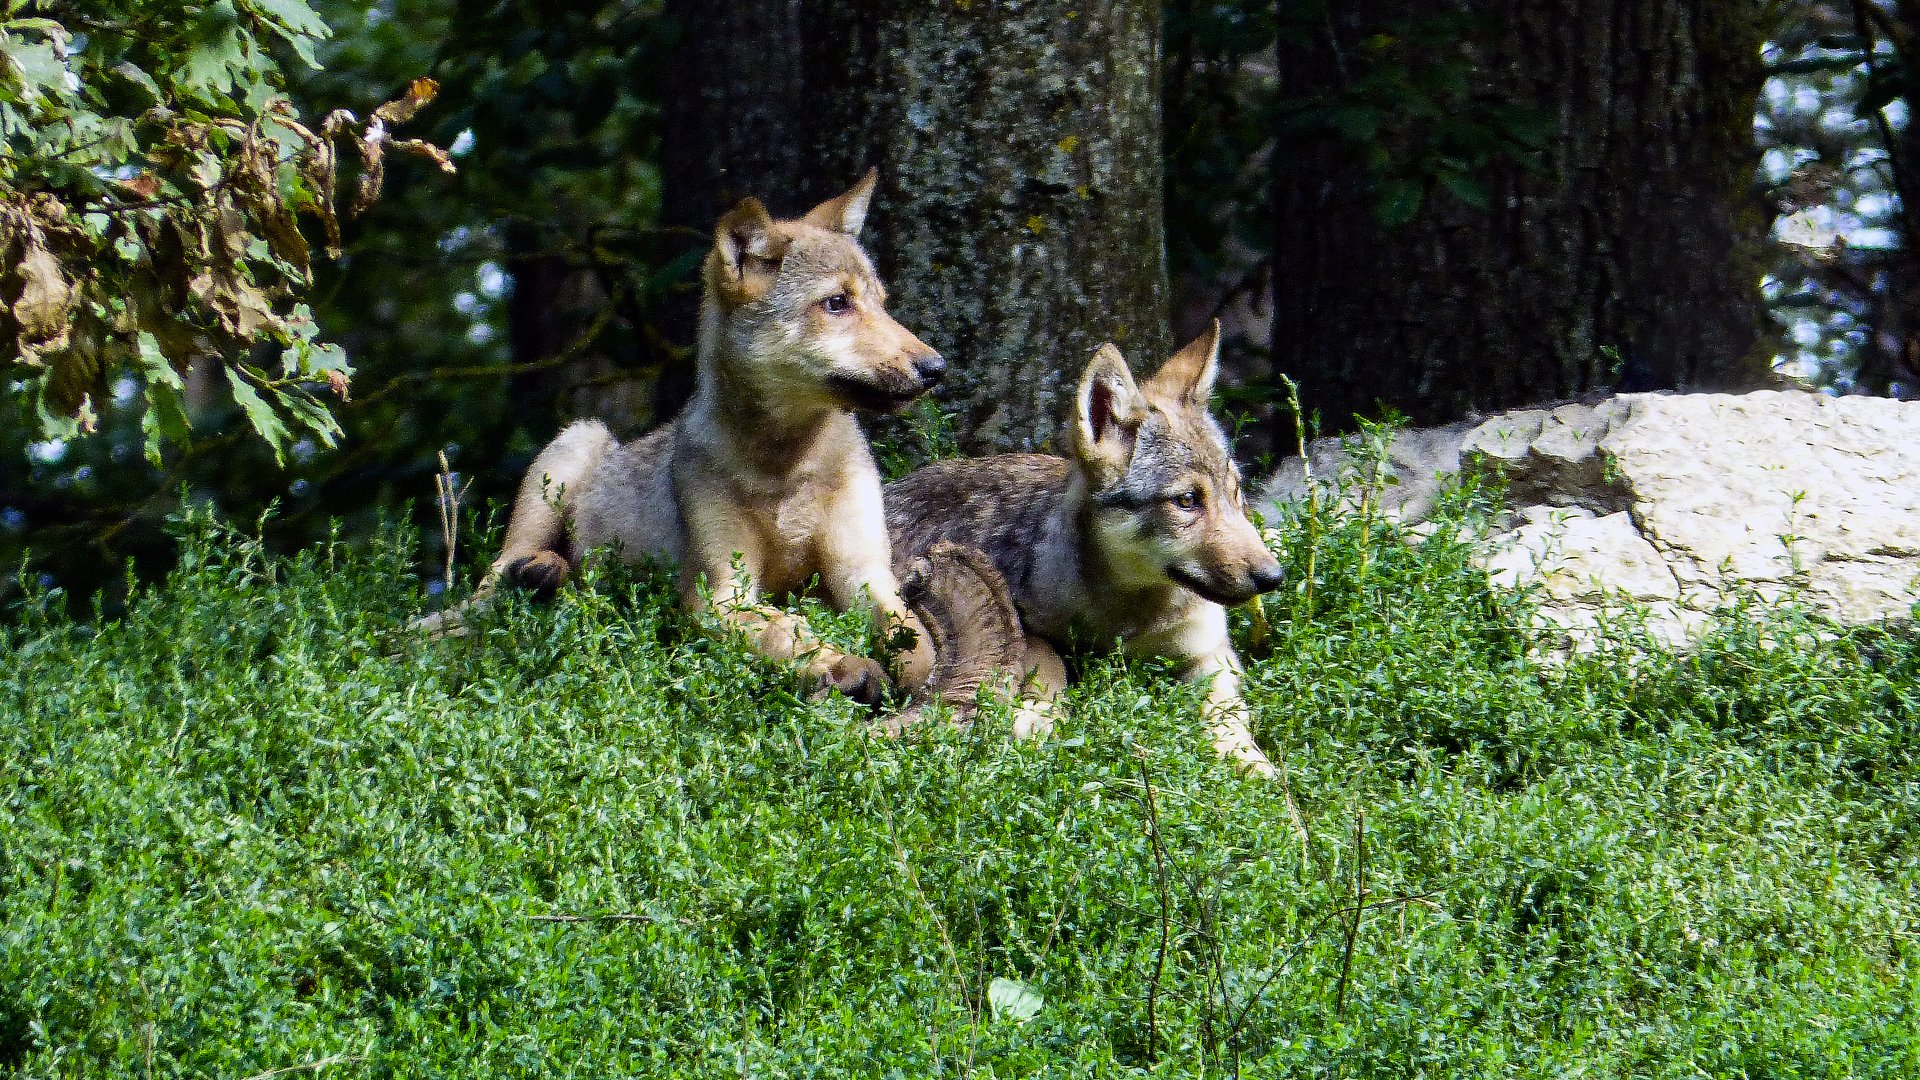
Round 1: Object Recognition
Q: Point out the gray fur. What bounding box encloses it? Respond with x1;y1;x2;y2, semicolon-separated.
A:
885;329;1284;775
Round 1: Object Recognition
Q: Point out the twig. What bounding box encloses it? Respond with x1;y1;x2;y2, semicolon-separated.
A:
525;912;655;924
344;301;619;411
1221;889;1440;1048
239;1054;366;1080
1036;867;1084;964
1205;255;1275;325
1334;810;1366;1015
852;736;970;1014
1853;0;1920;248
1137;750;1173;1065
1279;375;1318;613
433;450;470;587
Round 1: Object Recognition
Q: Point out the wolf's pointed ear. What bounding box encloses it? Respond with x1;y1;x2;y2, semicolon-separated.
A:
711;196;786;302
801;168;878;236
1072;343;1146;482
1146;320;1221;406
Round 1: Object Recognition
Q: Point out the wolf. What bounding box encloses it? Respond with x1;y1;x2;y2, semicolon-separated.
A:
428;170;942;701
884;324;1285;774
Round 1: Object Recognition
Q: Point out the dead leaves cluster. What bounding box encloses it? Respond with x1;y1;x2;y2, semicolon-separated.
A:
3;77;452;455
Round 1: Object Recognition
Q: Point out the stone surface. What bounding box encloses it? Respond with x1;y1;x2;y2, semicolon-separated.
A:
1260;391;1920;650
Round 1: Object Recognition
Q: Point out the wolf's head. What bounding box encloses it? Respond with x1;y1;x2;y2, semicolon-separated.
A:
1069;324;1283;607
699;169;944;415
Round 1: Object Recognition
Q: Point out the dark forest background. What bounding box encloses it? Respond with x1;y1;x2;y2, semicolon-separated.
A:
4;0;1917;608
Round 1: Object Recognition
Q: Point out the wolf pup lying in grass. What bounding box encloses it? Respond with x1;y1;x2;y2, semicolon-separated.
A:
885;324;1285;775
424;170;942;702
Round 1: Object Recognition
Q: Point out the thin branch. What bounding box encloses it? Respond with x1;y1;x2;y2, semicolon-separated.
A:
524;912;655;924
1853;0;1920;248
1137;750;1173;1066
346;301;619;410
1334;810;1366;1016
1222;889;1441;1048
239;1054;365;1080
1036;867;1083;964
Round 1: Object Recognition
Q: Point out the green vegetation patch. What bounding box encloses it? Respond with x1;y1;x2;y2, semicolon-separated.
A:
2;497;1917;1077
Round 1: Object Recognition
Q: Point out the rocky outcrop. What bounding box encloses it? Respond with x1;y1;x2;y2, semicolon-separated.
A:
1260;391;1920;649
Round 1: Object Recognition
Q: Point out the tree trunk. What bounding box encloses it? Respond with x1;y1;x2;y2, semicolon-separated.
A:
1272;0;1772;434
659;0;820;232
661;0;1171;454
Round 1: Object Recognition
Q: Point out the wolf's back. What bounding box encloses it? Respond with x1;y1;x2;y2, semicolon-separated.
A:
885;454;1067;588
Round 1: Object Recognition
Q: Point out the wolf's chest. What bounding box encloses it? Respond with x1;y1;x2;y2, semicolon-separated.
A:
732;467;839;592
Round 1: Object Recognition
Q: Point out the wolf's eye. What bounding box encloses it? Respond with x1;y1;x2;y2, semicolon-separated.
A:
821;293;852;314
1172;490;1202;511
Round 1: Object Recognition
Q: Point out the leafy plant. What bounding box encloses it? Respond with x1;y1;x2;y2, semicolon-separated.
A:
2;496;1915;1075
0;1;448;463
1274;6;1552;228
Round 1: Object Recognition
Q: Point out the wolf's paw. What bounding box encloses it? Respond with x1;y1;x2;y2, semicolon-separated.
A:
816;654;890;706
507;550;570;593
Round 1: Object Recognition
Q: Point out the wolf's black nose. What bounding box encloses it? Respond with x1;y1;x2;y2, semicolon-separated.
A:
1250;563;1285;594
914;353;947;387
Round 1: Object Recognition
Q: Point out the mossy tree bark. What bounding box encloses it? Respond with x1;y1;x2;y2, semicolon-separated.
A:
662;0;1171;454
1271;0;1773;433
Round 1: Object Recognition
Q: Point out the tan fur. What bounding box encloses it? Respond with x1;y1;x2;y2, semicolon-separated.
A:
886;324;1284;774
432;171;940;700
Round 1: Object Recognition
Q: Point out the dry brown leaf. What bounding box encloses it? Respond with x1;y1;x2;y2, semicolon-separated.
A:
120;173;162;198
14;238;75;348
372;77;439;125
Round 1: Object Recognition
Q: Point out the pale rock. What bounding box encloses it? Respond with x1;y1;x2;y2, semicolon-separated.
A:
1259;390;1920;653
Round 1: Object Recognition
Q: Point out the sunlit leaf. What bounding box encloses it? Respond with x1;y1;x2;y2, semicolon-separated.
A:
225;366;292;465
988;977;1043;1023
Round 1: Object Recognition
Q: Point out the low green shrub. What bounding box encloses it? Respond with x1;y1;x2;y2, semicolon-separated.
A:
2;491;1915;1077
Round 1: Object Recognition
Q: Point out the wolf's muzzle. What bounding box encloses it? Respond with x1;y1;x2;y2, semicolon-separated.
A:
1250;562;1285;594
829;371;929;413
913;352;947;388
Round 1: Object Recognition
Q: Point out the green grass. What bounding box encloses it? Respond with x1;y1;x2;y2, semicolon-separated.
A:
2;492;1917;1078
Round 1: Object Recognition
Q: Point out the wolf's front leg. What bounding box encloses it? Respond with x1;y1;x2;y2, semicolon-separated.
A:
820;561;935;694
1183;648;1276;778
1010;637;1068;740
1141;606;1277;776
688;562;889;705
817;485;936;693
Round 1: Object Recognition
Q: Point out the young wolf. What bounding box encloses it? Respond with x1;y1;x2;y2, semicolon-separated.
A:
436;170;941;701
885;325;1284;774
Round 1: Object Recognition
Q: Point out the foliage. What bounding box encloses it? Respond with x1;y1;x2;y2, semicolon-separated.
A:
3;485;1916;1075
0;0;675;613
0;0;448;462
1271;6;1552;229
1761;0;1920;395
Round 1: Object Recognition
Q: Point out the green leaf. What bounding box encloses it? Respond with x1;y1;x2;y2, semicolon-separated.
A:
988;977;1043;1023
1327;105;1380;143
278;387;340;448
109;61;163;107
245;0;331;40
1435;168;1490;211
3;39;69;102
1374;178;1424;228
225;365;292;465
180;29;250;94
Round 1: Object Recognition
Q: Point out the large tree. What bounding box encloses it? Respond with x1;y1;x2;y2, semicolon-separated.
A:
662;0;1171;455
1270;0;1775;432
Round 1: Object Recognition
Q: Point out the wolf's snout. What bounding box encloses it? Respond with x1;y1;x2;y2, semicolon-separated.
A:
913;352;947;387
1249;561;1285;595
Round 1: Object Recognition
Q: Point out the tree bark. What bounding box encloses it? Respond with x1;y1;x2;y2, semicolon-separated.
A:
661;0;1171;454
1272;0;1773;434
659;0;818;231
